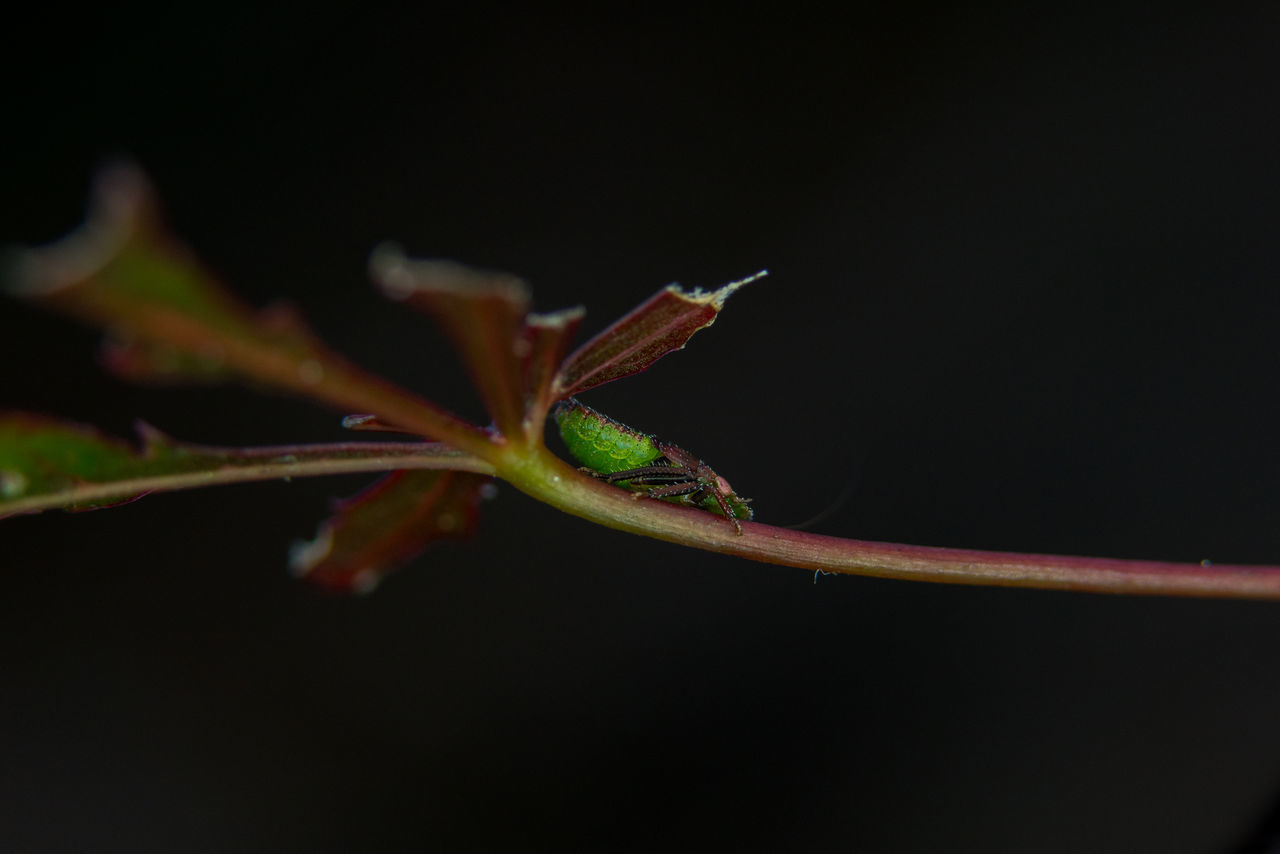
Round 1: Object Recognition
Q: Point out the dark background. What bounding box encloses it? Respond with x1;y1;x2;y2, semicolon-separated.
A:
4;4;1280;852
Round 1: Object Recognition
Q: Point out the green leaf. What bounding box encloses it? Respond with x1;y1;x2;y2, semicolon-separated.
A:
0;414;161;512
552;271;766;399
289;469;491;593
0;414;494;519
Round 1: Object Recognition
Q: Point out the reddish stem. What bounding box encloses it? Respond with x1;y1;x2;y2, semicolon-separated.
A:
503;446;1280;600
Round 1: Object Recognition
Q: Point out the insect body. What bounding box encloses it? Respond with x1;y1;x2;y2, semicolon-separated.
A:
553;398;753;533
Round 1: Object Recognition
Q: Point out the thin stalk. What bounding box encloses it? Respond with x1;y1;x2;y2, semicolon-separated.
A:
113;307;498;458
10;426;1280;600
499;445;1280;600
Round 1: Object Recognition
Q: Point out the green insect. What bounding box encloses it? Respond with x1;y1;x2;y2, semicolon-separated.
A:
553;398;753;533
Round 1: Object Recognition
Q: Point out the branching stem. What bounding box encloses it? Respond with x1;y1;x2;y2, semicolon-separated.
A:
9;427;1280;600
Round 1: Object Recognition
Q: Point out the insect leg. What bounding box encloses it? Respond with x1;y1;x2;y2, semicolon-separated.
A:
644;482;744;535
577;465;677;483
642;481;702;499
598;464;688;484
705;489;743;535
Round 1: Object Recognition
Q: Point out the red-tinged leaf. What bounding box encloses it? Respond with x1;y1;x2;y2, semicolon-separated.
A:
553;271;766;399
101;299;326;385
4;165;489;452
6;164;297;381
289;469;491;594
371;246;530;440
520;306;585;436
0;413;494;519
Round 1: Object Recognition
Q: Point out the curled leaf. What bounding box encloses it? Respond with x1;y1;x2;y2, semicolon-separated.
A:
371;246;531;440
4;166;489;453
289;468;491;594
6;163;300;383
520;306;585;436
553;271;766;399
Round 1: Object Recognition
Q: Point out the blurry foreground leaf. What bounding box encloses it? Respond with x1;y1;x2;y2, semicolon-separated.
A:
3;164;489;451
370;247;586;440
289;468;491;593
519;306;586;434
0;414;164;512
0;414;491;520
371;248;532;438
6;164;316;384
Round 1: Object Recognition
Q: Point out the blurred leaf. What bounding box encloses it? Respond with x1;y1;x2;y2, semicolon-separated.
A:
6;164;316;383
371;247;531;439
0;413;491;519
289;468;491;593
553;271;766;399
520;306;585;435
4;165;490;451
0;414;163;512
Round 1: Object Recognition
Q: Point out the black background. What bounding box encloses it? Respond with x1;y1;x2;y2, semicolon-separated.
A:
4;5;1280;852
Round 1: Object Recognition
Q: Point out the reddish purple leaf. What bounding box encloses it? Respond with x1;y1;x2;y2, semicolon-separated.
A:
520;306;585;434
371;247;531;439
5;166;487;452
289;468;491;594
553;271;765;399
8;164;301;382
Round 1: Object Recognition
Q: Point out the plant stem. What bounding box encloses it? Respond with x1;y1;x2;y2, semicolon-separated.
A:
499;445;1280;600
108;308;499;458
12;428;1280;600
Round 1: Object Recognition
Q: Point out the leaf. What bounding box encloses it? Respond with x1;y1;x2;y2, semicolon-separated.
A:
371;246;532;440
553;271;766;399
289;469;491;593
4;166;491;452
0;413;493;519
520;306;585;436
6;164;294;382
0;414;162;513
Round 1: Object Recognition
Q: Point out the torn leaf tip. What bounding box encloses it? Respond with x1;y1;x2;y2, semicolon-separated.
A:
663;269;768;309
711;269;768;306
